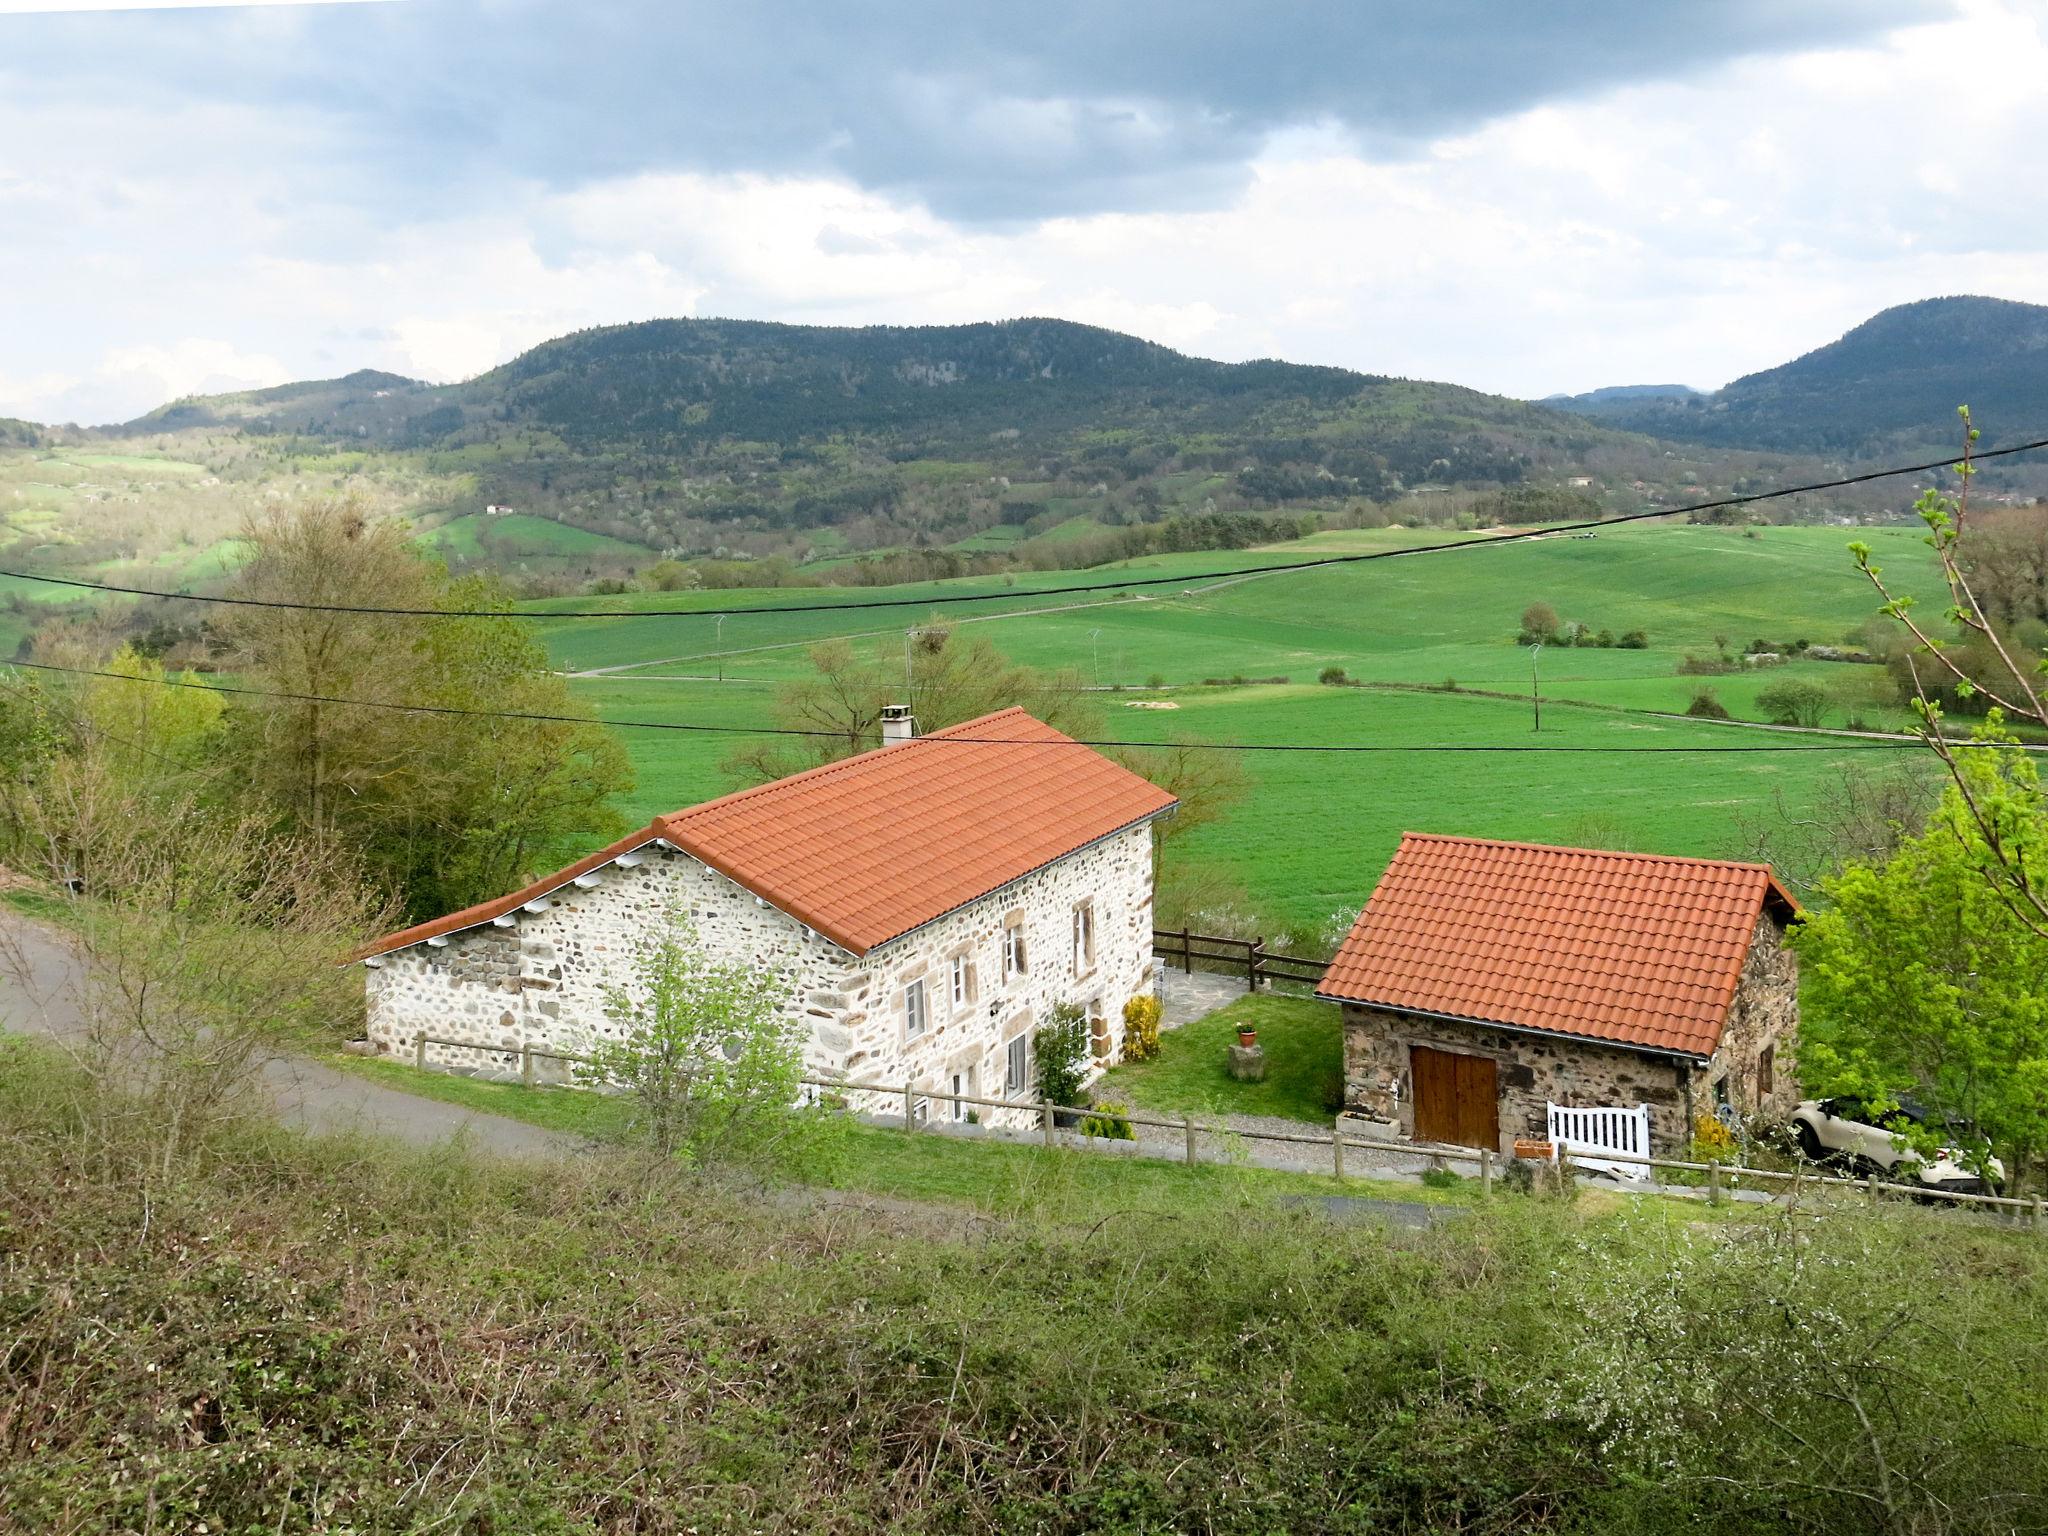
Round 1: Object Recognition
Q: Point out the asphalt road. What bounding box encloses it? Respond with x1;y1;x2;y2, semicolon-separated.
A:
0;912;566;1158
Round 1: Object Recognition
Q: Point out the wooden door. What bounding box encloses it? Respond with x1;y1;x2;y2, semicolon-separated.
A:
1411;1046;1499;1150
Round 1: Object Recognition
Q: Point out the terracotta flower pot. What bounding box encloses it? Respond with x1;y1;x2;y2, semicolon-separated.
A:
1237;1027;1258;1048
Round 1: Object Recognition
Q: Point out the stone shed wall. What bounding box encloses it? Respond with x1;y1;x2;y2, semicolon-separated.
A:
363;822;1158;1124
1340;1006;1695;1156
1701;913;1799;1121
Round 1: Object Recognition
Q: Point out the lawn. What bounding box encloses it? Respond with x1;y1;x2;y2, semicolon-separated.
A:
1101;993;1344;1125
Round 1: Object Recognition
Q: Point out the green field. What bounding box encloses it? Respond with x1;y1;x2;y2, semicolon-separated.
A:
421;511;654;565
533;522;1953;933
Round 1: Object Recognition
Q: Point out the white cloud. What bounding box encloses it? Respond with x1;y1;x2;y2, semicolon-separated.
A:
2;1;2044;420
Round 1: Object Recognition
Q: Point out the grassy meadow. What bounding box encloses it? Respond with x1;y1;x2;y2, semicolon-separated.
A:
539;522;1952;932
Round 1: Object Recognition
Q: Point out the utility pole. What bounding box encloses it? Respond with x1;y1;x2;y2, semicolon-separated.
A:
1530;641;1543;733
1090;627;1103;688
714;614;726;683
904;626;921;697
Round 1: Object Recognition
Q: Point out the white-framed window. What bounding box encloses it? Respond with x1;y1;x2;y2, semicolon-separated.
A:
950;1067;975;1120
904;977;929;1040
950;953;970;1010
1072;901;1095;975
1002;920;1027;981
912;1096;931;1127
1004;1031;1031;1096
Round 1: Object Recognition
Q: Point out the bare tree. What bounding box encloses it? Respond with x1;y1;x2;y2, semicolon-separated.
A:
722;625;1099;783
0;749;390;1175
1736;759;1941;904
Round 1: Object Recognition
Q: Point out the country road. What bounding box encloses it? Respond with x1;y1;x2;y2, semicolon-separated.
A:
0;913;567;1158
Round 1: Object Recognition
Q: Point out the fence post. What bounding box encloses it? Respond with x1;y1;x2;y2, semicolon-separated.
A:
2032;1196;2043;1234
1479;1146;1493;1198
904;1085;916;1132
1866;1171;1881;1207
1708;1160;1723;1207
1041;1102;1056;1147
1183;1113;1197;1165
413;1030;426;1070
1249;935;1264;990
1332;1129;1344;1181
1181;926;1192;975
520;1043;535;1088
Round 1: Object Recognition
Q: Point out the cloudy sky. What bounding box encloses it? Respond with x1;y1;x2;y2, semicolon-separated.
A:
3;0;2045;425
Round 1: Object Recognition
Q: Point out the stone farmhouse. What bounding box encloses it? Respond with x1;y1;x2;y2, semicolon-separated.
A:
1317;834;1799;1157
356;707;1177;1123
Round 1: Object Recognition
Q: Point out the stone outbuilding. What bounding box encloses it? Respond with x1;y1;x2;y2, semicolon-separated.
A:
356;707;1177;1123
1317;834;1799;1157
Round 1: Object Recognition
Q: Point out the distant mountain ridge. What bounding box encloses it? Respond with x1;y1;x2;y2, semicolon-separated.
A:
99;316;1653;561
1547;296;2048;455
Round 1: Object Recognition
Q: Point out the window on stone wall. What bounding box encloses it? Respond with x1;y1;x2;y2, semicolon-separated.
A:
1002;918;1027;981
1004;1030;1030;1095
912;1096;931;1127
950;953;971;1011
1072;901;1095;976
1756;1043;1774;1098
904;978;929;1041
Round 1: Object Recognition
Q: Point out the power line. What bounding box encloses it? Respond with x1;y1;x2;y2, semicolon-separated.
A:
8;656;2020;755
3;437;2043;621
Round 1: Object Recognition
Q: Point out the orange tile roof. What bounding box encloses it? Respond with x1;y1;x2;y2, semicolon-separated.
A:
1315;834;1797;1058
360;708;1176;961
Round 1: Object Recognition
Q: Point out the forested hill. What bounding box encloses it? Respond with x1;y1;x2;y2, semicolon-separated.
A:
123;316;1596;485
95;316;1685;563
1548;296;2048;456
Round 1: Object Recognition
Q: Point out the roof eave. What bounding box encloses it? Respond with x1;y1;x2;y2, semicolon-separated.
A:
1313;993;1716;1064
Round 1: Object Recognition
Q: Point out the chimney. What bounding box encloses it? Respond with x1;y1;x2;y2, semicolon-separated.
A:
880;704;917;746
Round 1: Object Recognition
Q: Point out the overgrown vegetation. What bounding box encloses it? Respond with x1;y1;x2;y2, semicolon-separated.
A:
2;1041;2044;1534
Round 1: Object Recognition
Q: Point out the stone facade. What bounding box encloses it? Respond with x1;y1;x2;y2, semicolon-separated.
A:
364;823;1158;1125
1339;913;1799;1156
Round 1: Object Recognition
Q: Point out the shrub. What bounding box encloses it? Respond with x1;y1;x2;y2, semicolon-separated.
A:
1677;653;1734;676
1617;629;1648;648
1421;1167;1464;1190
1691;1112;1738;1162
1520;601;1559;640
1080;1100;1137;1140
1033;1003;1092;1108
1755;679;1830;728
1145;672;1167;689
1121;994;1163;1063
1318;665;1351;686
1686;687;1731;719
1595;629;1615;648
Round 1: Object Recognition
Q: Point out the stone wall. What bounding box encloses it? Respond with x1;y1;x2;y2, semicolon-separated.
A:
1337;913;1801;1157
364;823;1159;1127
1341;1006;1692;1155
1700;913;1800;1121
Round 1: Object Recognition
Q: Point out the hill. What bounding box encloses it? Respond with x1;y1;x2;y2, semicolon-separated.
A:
1548;296;2048;456
98;316;1736;566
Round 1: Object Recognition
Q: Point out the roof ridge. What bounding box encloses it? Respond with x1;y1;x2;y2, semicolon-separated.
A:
1397;830;1776;876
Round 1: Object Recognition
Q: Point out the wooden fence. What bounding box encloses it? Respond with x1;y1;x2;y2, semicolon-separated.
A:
1152;928;1329;988
394;1029;2045;1230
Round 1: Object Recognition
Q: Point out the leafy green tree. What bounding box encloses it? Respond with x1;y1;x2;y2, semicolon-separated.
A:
1032;1002;1092;1109
218;497;631;918
1790;734;2048;1182
1754;679;1830;728
582;916;829;1174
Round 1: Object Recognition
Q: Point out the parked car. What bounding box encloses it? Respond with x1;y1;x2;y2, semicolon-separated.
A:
1790;1096;2005;1194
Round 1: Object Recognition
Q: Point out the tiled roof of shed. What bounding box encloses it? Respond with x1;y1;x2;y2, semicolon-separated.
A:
1315;834;1796;1058
358;708;1176;960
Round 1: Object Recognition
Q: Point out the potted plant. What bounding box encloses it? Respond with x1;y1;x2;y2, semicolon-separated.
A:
1237;1024;1259;1049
